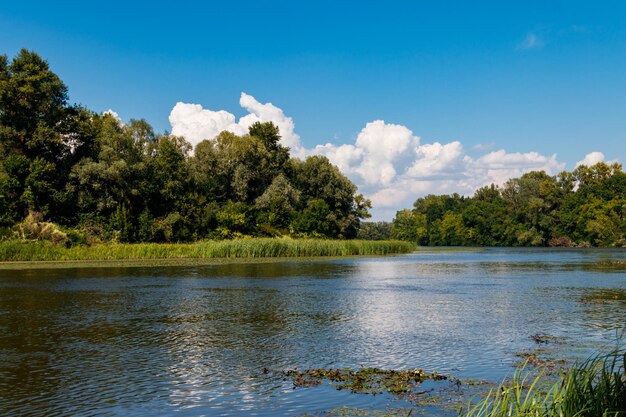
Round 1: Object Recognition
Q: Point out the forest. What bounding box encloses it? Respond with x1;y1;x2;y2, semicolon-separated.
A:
3;49;624;249
0;49;371;245
380;164;626;247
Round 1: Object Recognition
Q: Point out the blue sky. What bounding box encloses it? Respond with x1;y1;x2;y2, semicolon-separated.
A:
2;1;625;218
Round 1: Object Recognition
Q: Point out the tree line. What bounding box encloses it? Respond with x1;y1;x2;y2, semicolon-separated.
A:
0;49;370;244
382;164;626;247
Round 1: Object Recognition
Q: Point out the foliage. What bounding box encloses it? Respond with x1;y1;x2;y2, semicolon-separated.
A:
390;164;626;247
0;50;370;243
12;211;68;246
357;221;392;240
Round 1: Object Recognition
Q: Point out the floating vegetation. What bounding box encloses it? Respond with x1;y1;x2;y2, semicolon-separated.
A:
530;333;566;345
283;367;448;395
299;406;418;417
514;351;569;373
584;260;626;272
280;366;503;417
511;333;573;374
582;288;626;303
595;261;626;267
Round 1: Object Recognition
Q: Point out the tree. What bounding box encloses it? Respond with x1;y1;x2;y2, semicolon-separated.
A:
210;131;276;203
357;221;392;240
439;211;467;246
290;199;332;237
290;155;370;238
0;49;69;160
248;121;290;170
0;50;78;222
390;209;427;244
502;171;562;241
255;174;301;230
65;114;149;227
147;135;191;215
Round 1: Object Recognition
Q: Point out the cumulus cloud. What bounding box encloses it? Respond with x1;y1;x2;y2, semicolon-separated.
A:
406;141;465;179
575;151;605;167
169;93;301;151
168;94;583;220
356;149;565;219
463;150;564;188
314;121;419;187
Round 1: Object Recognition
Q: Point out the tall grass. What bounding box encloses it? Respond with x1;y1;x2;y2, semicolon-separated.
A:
0;238;414;262
462;350;626;417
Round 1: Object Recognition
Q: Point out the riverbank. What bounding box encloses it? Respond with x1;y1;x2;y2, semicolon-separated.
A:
0;238;414;263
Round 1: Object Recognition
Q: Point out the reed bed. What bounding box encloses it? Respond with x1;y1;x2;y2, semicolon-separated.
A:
462;350;626;417
0;238;414;262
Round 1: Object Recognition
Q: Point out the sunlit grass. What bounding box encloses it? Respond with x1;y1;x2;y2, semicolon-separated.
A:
0;238;414;262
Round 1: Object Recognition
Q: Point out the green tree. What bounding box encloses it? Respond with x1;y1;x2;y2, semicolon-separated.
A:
439;211;467;246
358;221;392;240
0;49;68;159
290;199;332;237
290;155;369;238
0;50;86;222
248;121;290;174
210;131;276;203
255;173;301;230
390;209;427;244
502;171;562;242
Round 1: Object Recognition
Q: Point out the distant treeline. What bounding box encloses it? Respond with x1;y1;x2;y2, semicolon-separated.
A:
0;49;370;245
366;164;626;247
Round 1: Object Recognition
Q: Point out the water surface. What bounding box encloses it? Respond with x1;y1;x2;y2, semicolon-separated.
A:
1;248;625;416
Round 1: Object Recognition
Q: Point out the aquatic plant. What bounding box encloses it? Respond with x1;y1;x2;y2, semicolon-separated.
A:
283;367;448;395
461;350;626;417
0;238;414;262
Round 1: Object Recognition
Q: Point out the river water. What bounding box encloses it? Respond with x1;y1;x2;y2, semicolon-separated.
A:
1;248;625;416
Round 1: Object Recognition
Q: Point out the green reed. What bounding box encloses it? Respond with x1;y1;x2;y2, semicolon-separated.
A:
0;238;414;262
462;350;626;417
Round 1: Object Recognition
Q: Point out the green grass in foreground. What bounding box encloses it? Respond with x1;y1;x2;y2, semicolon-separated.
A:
0;238;414;262
462;350;626;417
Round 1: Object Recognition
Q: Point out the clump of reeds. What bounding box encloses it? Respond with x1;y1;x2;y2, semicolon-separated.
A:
0;238;414;262
462;349;626;417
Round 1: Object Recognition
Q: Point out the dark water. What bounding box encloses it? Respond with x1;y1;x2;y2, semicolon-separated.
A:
1;248;625;416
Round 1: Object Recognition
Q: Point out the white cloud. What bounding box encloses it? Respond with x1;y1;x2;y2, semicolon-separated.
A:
312;143;363;174
168;94;583;220
312;120;419;187
352;120;419;186
518;32;544;50
406;141;465;178
463;150;564;188
169;102;243;145
169;93;301;151
575;151;605;167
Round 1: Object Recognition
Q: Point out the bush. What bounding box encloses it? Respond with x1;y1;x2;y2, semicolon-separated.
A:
548;236;575;247
13;211;68;246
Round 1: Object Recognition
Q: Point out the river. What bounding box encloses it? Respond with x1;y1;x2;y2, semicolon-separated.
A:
1;248;625;416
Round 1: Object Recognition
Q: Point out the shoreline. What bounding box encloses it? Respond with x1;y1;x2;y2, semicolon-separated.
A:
0;254;410;270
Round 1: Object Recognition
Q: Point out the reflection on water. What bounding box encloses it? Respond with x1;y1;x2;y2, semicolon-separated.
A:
0;248;625;416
